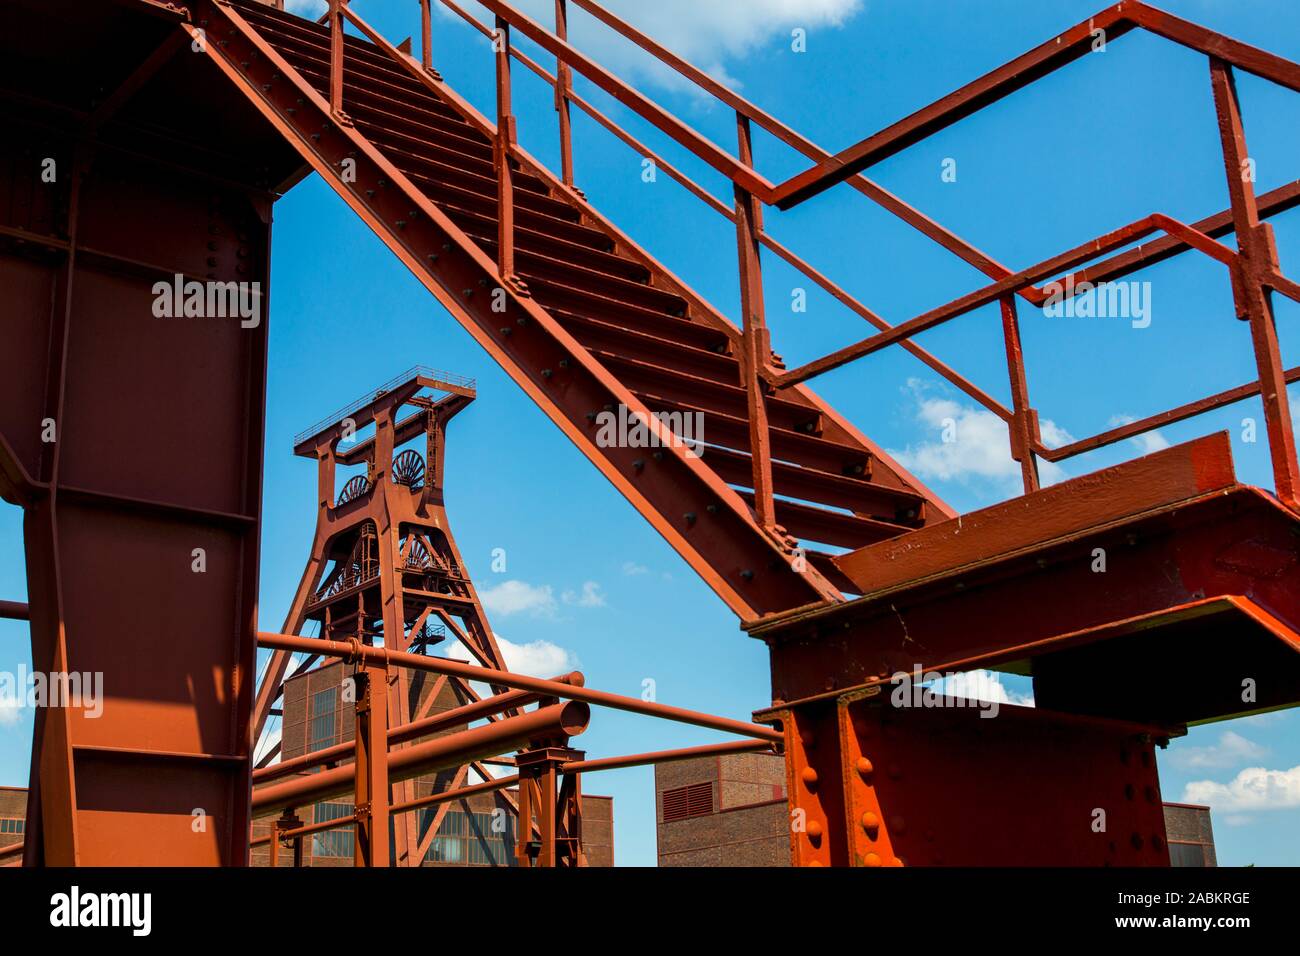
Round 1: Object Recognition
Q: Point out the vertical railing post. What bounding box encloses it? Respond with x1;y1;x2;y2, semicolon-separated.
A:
733;112;777;532
352;660;390;867
420;0;433;71
1209;57;1300;508
494;17;526;294
554;0;576;188
1000;295;1041;494
515;775;533;866
268;810;300;867
328;0;347;119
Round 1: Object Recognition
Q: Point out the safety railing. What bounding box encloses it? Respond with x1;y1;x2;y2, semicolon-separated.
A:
293;363;476;448
249;630;777;866
318;0;1300;511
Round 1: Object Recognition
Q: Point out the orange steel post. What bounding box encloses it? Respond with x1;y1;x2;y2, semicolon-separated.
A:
554;0;575;187
556;766;585;865
353;662;390;867
329;0;347;119
268;810;303;868
1209;58;1300;509
733;112;777;533
999;295;1041;494
420;0;433;71
495;16;521;290
517;745;584;866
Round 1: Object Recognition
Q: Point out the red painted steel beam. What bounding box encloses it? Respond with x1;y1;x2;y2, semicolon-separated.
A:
769;696;1174;866
756;436;1300;725
0;0;296;865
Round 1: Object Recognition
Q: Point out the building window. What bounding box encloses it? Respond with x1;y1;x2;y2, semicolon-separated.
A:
0;818;23;836
308;687;339;757
1169;841;1210;867
421;808;516;866
661;782;713;823
311;802;354;858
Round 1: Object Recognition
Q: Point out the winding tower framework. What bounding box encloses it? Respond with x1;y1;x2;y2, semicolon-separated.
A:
253;367;539;866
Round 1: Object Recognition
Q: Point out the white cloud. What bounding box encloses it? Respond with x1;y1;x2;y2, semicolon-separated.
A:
1107;414;1170;455
446;633;579;678
285;0;326;17
933;669;1034;708
495;634;580;675
1166;730;1267;770
1182;764;1300;812
0;694;20;726
469;763;517;783
622;561;649;576
452;0;862;93
562;581;606;607
479;579;558;618
889;380;1070;494
254;725;283;766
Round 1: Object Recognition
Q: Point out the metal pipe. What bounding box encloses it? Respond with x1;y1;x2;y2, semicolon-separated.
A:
257;631;782;743
252;674;581;783
562;739;777;774
252;700;590;814
390;772;521;814
0;601;29;621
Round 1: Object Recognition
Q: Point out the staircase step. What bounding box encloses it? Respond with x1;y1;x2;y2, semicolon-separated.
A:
558;313;736;380
286;58;478;138
460;224;648;282
637;397;871;476
343;99;494;162
517;258;686;317
237;1;452;97
552;306;728;354
256;24;461;109
606;353;822;434
738;492;912;550
525;270;691;323
705;446;924;522
441;202;610;253
404;168;580;223
369;135;549;202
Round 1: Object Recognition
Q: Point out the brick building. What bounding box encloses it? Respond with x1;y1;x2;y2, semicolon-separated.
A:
252;659;613;867
655;751;788;866
655;753;1217;867
0;786;26;851
1163;802;1217;867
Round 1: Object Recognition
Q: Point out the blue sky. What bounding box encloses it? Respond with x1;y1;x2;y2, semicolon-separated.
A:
4;0;1300;866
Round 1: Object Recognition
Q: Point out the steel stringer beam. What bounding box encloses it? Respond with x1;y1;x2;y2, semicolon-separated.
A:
193;0;842;621
0;66;272;865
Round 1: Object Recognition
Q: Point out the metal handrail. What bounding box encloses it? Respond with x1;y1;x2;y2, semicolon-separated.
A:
292;364;476;447
317;0;1300;507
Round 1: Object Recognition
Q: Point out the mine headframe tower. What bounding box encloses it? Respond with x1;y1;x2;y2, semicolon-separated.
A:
252;367;544;867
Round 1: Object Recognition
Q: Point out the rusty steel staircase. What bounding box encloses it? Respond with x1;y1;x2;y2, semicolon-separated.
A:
193;0;952;622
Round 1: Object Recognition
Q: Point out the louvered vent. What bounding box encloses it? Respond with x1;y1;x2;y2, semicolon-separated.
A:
661;782;714;823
